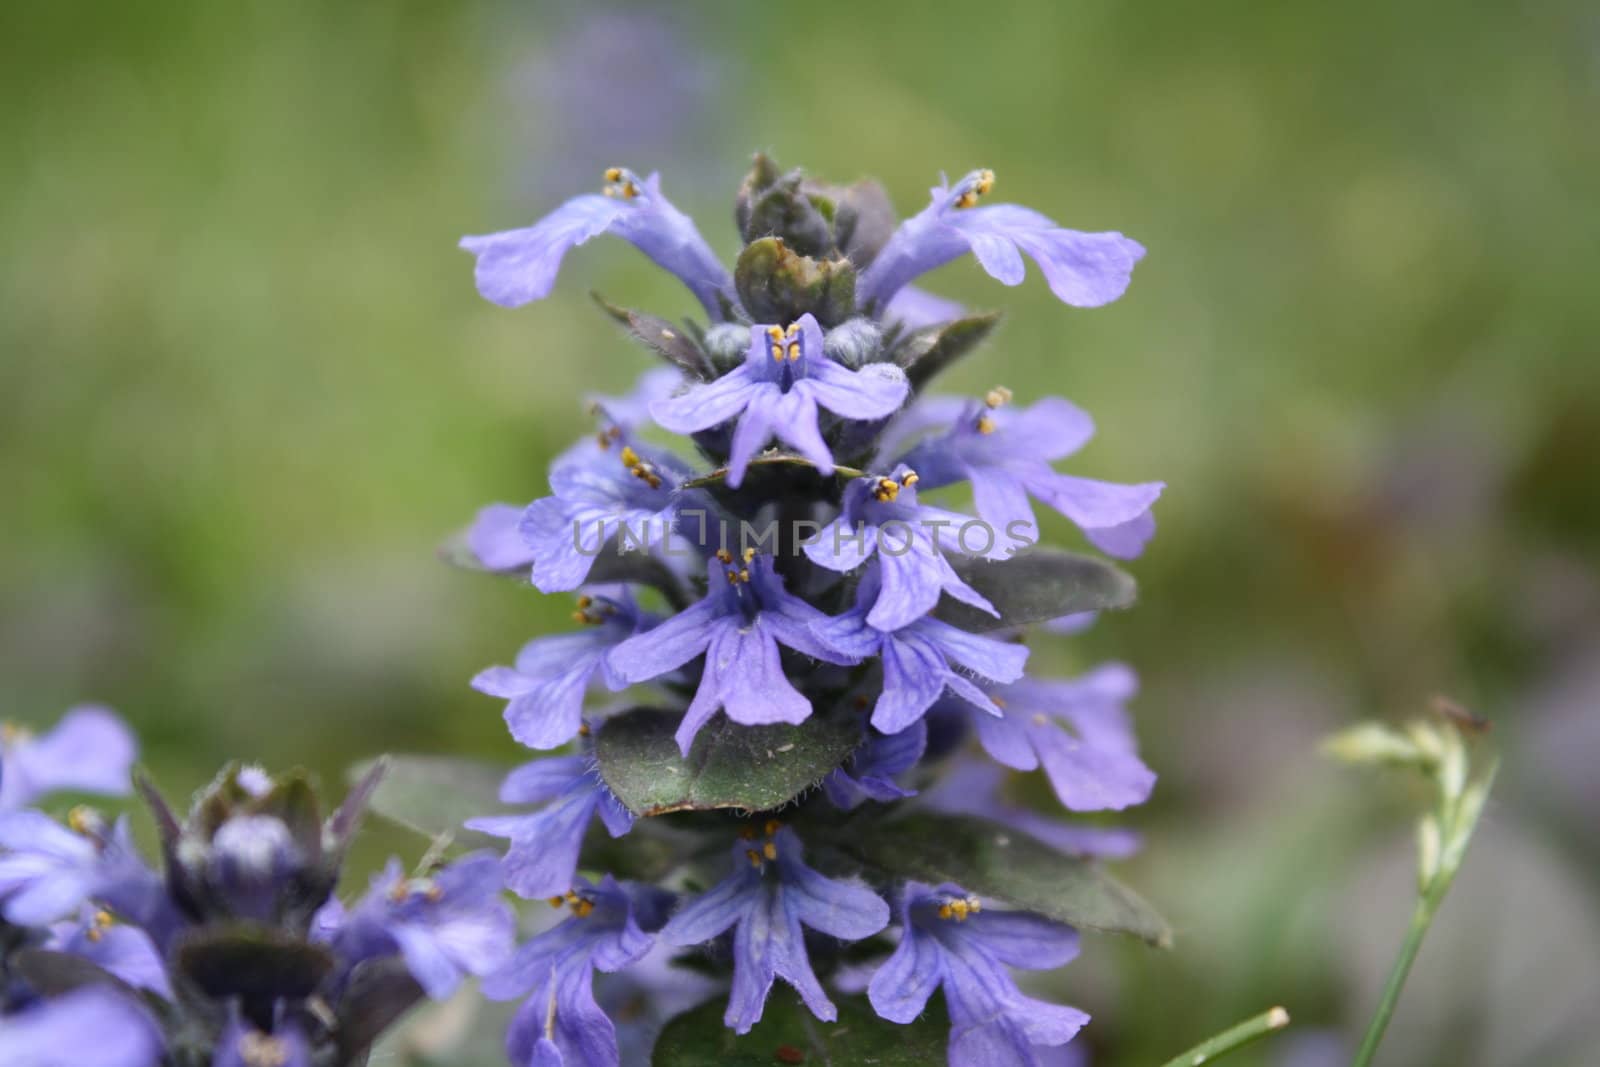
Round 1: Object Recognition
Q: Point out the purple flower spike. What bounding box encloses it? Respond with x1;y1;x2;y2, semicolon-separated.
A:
46;906;172;999
815;569;1028;734
0;987;164;1067
474;587;654;750
649;313;909;488
327;851;516;1000
461;168;733;319
488;876;665;1067
662;827;889;1034
519;435;691;593
466;756;634;901
0;812;156;926
822;720;927;810
973;665;1156;812
806;465;999;632
868;881;1088;1067
857;168;1144;312
894;395;1164;560
610;555;858;754
0;706;136;812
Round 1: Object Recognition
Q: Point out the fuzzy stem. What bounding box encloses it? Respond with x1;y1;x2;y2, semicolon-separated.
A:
1158;1006;1291;1067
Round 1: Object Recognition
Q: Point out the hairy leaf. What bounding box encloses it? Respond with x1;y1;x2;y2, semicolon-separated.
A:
595;706;861;816
894;311;1003;388
593;294;711;377
654;989;949;1067
937;547;1137;632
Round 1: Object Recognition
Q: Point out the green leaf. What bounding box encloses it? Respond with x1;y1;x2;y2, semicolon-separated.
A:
893;311;1003;388
349;756;511;848
822;810;1171;946
936;547;1137;632
595;706;861;816
654;989;949;1067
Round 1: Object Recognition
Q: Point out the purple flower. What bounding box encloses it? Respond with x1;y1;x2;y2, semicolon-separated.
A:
923;761;1142;860
805;466;999;632
868;881;1088;1067
474;587;654;750
518;435;691;593
815;570;1028;733
587;366;682;432
609;555;857;753
0;706;135;811
883;285;966;330
461;168;733;318
213;1016;309;1067
661;827;889;1034
972;665;1155;812
649;313;909;488
0;811;156;926
465;756;633;900
465;502;539;573
857;168;1144;312
486;875;664;1067
46;906;172;999
325;851;515;1000
0;987;164;1067
894;394;1164;559
822;721;927;810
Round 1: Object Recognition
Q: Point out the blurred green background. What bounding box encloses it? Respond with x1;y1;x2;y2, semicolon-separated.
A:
3;1;1597;1063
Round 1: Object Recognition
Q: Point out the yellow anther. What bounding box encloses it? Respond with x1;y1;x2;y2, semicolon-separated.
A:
975;169;995;196
872;478;901;503
984;386;1013;409
785;322;800;338
0;722;26;745
424;885;445;904
619;445;641;468
578;722;591;737
786;342;801;362
969;898;982;914
621;181;639;199
572;898;595;918
565;890;581;902
764;818;782;836
770;343;784;363
746;849;764;869
991;695;1007;709
604;167;623;183
388;881;410;904
67;806;100;835
576;595;594;609
766;326;785;342
86;926;104;943
762;841;778;861
901;470;920;487
602;186;617;198
715;549;734;564
976;414;996;435
950;899;969;921
94;909;114;928
938;902;954;920
738;568;750;582
595;431;612;449
743;547;757;563
548;896;567;908
572;610;592;624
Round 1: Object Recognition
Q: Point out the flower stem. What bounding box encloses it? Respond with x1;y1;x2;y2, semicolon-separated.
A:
1351;891;1438;1067
1158;1006;1291;1067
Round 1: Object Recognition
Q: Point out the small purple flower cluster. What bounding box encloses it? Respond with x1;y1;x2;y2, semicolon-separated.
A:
454;157;1164;1065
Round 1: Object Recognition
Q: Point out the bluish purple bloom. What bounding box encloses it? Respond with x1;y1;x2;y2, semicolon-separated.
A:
868;881;1088;1067
971;665;1155;812
213;1016;310;1067
485;875;665;1067
518;435;691;592
465;756;633;900
0;812;155;926
0;987;164;1067
466;502;539;573
805;465;998;632
649;313;909;488
610;555;858;753
922;761;1142;860
323;851;515;1000
461;168;733;318
587;366;682;433
46;906;172;999
893;395;1164;559
814;569;1028;733
883;285;966;330
474;587;654;750
822;720;927;810
857;168;1144;312
0;706;135;812
661;827;889;1033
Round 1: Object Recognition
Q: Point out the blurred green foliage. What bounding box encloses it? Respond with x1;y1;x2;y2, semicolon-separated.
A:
3;1;1597;1063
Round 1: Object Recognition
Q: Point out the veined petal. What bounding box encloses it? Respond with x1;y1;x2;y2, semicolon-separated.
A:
466;503;537;572
649;364;761;435
498;756;591;805
608;599;719;684
883;285;966;330
801;360;909;423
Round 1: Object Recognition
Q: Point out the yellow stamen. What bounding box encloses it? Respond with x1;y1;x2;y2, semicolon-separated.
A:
746;849;763;869
975;169;995;195
786;342;800;362
424;885;445;904
67;806;100;835
604;167;623;183
548;896;566;908
762;840;778;861
578;722;591;737
771;343;784;363
572;898;594;918
984;385;1012;409
785;322;800;338
576;595;593;609
619;446;641;468
743;547;757;563
901;470;920;487
766;326;784;341
938;902;954;920
976;414;996;435
992;695;1007;709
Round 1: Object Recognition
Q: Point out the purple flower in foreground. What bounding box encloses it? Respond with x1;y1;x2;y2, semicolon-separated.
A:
610;555;857;753
0;812;156;926
868;881;1088;1067
474;587;654;750
805;465;998;632
894;395;1165;559
486;876;666;1067
857;168;1144;312
0;987;163;1067
324;851;515;1000
213;1016;310;1067
46;906;172;999
662;827;889;1034
815;570;1027;733
466;756;633;900
923;761;1142;860
519;435;691;593
822;720;927;810
461;168;733;318
650;313;909;488
883;285;966;330
973;665;1156;812
0;706;135;811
